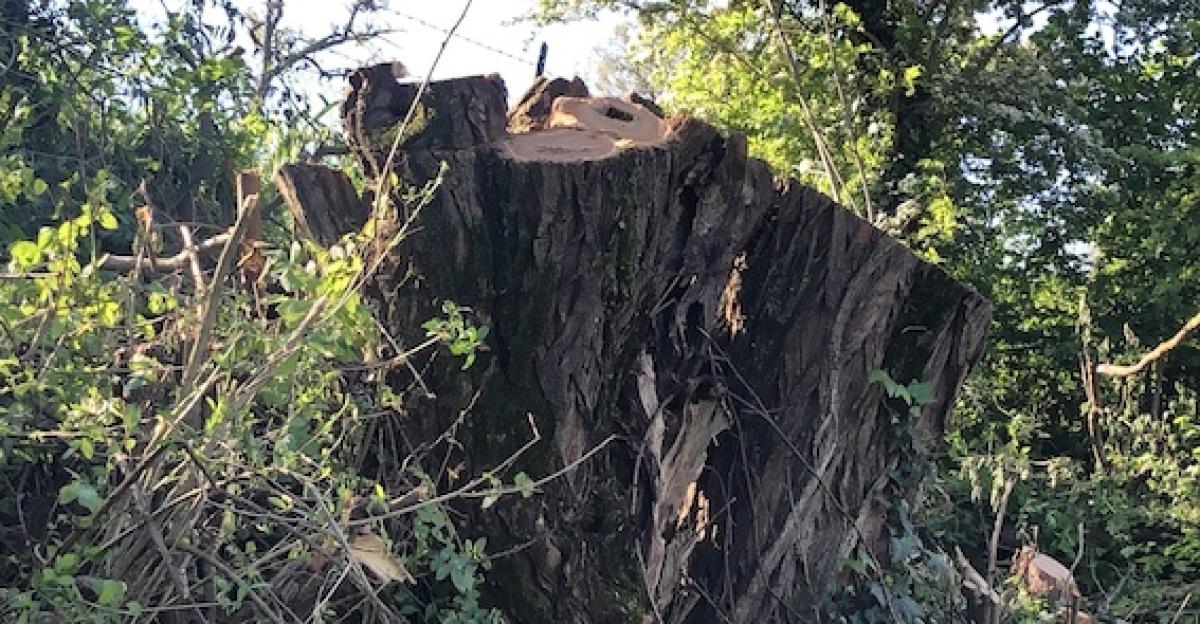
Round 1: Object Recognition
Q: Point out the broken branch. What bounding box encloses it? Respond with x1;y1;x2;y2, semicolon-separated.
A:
97;233;231;273
1096;310;1200;377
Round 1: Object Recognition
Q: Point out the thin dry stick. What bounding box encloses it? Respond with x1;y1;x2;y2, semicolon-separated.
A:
1096;310;1200;377
129;485;209;623
226;293;328;415
180;193;259;394
1066;522;1086;624
177;224;206;293
1169;592;1192;624
306;38;458;347
57;367;222;555
98;233;232;272
370;0;473;211
986;476;1015;624
955;545;1001;607
289;24;458;371
255;0;280;101
95;488;206;555
372;314;434;398
766;0;846;204
1079;352;1109;470
399;384;485;477
636;544;667;624
348;434;617;528
1070;521;1085;575
817;0;875;220
180;545;287;624
308;485;405;623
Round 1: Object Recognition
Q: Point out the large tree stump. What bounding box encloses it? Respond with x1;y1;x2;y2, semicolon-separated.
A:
329;69;991;623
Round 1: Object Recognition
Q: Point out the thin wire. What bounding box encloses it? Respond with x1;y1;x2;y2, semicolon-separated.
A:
385;9;535;66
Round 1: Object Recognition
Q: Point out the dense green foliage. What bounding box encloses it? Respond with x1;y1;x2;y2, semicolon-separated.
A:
539;0;1199;620
0;1;512;622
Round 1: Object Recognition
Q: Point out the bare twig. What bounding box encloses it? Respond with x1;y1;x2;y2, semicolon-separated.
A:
176;224;206;293
986;476;1015;601
129;485;208;622
371;314;435;398
227;294;328;415
254;0;281;101
304;483;404;624
818;0;874;219
955;545;1001;608
684;573;736;624
267;27;396;86
1169;592;1193;624
97;233;232;273
57;367;222;555
1070;522;1085;575
967;1;1067;75
766;0;846;204
181;192;259;395
1095;567;1129;617
350;434;615;528
180;545;288;624
370;0;473;210
1066;522;1086;624
1078;352;1108;470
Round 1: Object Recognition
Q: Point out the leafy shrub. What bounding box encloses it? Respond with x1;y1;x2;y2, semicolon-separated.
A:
0;181;502;622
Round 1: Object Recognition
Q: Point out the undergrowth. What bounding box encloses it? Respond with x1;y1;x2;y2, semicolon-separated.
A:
0;177;513;622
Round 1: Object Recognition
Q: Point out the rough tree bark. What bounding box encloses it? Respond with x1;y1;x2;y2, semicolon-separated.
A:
295;66;991;623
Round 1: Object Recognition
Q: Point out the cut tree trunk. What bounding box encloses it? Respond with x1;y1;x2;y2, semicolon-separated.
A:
299;66;992;623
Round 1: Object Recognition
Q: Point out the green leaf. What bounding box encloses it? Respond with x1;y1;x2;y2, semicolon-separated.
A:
58;482;79;505
450;564;474;594
29;178;48;197
57;480;101;512
868;369;904;400
481;494;499;509
277;299;312;325
75;483;101;512
906;381;936;406
37;226;53;249
902;65;922;95
9;240;40;268
98;209;118;230
434;560;451;581
513;472;535;498
54;553;78;574
78;438;94;460
97;579;126;606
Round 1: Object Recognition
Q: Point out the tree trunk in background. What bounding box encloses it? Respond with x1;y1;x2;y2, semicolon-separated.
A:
834;0;943;228
308;67;991;623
